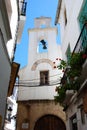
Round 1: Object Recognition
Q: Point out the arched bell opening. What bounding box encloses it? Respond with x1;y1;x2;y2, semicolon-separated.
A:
37;39;48;53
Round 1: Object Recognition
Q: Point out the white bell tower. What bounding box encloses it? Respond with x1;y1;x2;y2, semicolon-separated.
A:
18;17;62;100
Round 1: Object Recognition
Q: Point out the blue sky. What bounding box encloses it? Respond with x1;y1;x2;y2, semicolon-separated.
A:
14;0;60;68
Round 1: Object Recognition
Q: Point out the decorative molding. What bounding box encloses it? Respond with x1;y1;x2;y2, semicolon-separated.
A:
31;59;54;71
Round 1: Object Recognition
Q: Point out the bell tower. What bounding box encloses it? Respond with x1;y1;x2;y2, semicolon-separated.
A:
17;17;66;130
19;16;62;100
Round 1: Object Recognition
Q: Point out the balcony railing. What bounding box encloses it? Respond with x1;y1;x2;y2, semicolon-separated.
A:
73;23;87;54
21;1;27;16
72;23;87;81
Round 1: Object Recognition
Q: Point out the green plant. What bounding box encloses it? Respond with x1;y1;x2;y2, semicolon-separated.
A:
54;86;66;104
54;51;87;104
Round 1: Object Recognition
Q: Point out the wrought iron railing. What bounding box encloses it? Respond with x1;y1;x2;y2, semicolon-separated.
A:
21;1;27;16
73;23;87;54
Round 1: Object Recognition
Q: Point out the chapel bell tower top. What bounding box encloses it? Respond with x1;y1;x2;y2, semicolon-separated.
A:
34;17;51;28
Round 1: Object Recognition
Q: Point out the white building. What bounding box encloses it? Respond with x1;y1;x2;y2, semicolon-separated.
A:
0;0;27;129
55;0;87;130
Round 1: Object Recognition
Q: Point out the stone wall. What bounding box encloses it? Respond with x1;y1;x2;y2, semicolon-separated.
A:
17;100;66;130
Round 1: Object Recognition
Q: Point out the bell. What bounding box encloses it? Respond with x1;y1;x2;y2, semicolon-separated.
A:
40;40;47;49
43;45;47;49
40;40;46;45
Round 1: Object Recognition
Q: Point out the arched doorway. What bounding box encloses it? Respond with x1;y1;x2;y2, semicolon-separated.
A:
34;114;66;130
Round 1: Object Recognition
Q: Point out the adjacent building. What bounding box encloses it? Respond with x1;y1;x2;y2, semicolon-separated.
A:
17;17;66;130
55;0;87;130
0;0;27;129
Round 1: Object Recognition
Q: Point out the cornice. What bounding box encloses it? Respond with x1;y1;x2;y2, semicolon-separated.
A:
55;0;62;25
28;27;57;33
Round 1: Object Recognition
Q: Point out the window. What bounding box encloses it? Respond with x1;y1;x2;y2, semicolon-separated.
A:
70;114;78;130
80;106;85;124
40;71;49;85
66;44;71;63
78;0;87;29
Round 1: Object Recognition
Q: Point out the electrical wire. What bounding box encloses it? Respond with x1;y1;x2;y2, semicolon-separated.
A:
15;79;61;87
15;73;62;87
16;73;63;82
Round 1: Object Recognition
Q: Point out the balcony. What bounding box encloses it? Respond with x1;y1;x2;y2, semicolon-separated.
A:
73;23;87;83
20;1;27;16
17;1;27;43
73;23;87;54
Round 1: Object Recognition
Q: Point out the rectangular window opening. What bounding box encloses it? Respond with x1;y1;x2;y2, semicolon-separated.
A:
40;71;49;85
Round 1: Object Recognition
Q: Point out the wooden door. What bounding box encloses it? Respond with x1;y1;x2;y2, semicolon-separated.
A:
34;115;66;130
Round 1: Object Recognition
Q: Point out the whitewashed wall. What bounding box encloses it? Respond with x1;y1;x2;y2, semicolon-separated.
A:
59;0;84;59
18;17;62;101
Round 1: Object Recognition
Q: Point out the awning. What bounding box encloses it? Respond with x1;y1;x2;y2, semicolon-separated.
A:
8;62;20;96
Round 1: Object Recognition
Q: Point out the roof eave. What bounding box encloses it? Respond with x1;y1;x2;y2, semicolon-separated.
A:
55;0;62;25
